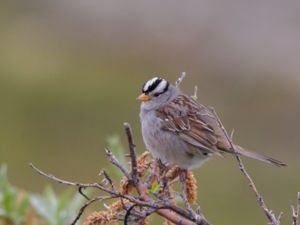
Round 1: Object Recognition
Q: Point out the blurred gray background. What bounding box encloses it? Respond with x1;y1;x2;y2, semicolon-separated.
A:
0;1;299;224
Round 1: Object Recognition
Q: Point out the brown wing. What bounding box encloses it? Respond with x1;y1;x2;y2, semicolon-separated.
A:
156;94;287;166
156;94;221;154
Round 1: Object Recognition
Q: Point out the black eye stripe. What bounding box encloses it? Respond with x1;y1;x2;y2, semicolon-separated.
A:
153;82;169;97
163;82;169;93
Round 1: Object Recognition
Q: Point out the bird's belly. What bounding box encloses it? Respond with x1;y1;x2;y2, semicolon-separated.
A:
141;115;211;169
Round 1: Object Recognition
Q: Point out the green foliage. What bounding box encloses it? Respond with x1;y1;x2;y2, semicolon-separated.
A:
191;88;198;101
0;165;87;225
191;95;198;101
30;186;84;225
0;165;30;225
147;181;160;195
1;134;134;225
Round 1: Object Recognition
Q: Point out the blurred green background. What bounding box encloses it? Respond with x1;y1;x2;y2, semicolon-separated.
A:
0;1;300;224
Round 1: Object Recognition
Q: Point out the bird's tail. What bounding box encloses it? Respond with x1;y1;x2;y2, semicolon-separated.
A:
233;144;287;167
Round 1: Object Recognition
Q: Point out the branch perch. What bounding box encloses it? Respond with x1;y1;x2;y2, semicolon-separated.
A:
175;72;186;87
292;192;300;225
30;122;211;225
30;73;297;225
210;107;280;225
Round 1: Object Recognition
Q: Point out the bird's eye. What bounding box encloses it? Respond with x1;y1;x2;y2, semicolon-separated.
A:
153;93;161;97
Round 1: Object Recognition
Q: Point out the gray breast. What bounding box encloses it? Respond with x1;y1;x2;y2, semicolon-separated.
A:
140;109;211;169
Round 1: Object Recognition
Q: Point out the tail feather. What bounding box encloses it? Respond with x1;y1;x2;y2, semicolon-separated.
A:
233;145;287;167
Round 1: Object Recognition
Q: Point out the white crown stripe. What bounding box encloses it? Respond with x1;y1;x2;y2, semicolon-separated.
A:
154;80;168;93
143;77;159;92
144;77;159;91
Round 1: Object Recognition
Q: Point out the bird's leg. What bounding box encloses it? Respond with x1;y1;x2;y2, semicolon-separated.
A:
156;160;172;201
180;169;193;214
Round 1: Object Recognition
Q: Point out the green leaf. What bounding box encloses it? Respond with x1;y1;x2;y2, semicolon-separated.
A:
16;196;30;220
30;185;85;225
57;189;72;213
30;194;54;224
191;94;198;101
2;188;16;214
0;164;30;225
147;181;160;195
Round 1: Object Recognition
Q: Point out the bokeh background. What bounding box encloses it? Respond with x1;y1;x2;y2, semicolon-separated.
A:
1;1;300;224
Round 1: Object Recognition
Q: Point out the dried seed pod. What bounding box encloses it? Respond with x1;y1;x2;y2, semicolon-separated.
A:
185;171;197;205
120;177;134;194
137;217;149;225
84;211;114;225
163;219;175;225
136;151;152;177
165;166;181;181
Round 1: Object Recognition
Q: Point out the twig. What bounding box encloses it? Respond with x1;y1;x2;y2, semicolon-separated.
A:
78;187;90;200
30;123;212;225
175;72;186;87
179;170;193;214
292;192;300;225
124;122;139;184
122;123;210;225
194;85;198;97
277;212;284;224
210;107;280;225
71;196;113;225
100;170;116;191
124;204;138;225
30;161;209;225
191;85;198;100
29;163;103;190
124;204;154;225
105;149;131;179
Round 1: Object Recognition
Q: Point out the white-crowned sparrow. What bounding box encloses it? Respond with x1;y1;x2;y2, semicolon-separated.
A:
137;77;286;169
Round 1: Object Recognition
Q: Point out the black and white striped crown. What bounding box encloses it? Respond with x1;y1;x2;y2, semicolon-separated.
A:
142;77;169;96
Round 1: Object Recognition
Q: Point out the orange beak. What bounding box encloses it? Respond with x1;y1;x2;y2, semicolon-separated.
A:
137;93;151;102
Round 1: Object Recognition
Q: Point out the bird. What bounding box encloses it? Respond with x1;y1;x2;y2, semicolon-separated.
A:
137;76;286;170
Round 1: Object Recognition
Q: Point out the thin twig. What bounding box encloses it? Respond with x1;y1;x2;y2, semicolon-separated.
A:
194;85;198;97
30;123;212;225
71;196;113;225
292;192;300;225
175;72;186;87
277;212;284;224
100;170;116;191
78;187;90;200
210;107;279;225
30;162;208;225
124;204;137;225
191;85;198;100
29;163;103;190
124;122;139;184
105;149;131;179
179;170;193;214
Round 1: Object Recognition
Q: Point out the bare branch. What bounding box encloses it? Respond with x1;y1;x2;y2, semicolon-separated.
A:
71;196;113;225
210;107;280;225
292;192;300;225
124;122;139;184
179;170;193;214
78;187;90;200
30;162;208;225
175;72;186;87
277;212;284;224
105;149;131;179
29;163;103;190
30;122;212;225
99;170;116;191
191;85;198;101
